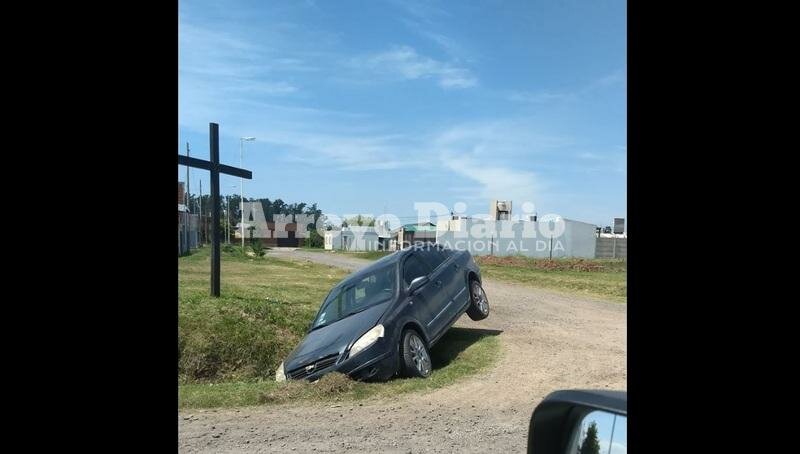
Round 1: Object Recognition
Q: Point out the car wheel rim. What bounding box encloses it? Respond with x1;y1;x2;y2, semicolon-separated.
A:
472;282;488;314
409;335;430;375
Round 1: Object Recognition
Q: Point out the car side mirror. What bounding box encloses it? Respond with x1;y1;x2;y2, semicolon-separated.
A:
408;275;429;295
527;390;627;454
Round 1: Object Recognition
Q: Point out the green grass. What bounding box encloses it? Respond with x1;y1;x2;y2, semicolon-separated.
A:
179;247;348;383
180;327;501;409
179;247;502;409
476;256;626;302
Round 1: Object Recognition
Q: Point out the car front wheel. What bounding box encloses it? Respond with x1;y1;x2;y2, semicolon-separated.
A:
401;329;432;378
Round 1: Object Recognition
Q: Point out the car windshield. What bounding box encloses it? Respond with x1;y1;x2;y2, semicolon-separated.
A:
311;264;396;330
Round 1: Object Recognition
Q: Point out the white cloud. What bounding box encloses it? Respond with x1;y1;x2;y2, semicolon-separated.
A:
508;68;626;105
579;152;603;160
431;120;572;206
385;0;450;24
508;90;577;104
353;45;477;89
179;21;309;104
440;153;540;205
609;440;627;454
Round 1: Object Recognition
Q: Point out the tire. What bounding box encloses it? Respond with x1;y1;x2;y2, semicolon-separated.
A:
466;279;490;321
400;329;432;378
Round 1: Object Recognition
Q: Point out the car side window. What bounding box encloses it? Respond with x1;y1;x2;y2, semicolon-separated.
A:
403;254;432;286
421;247;446;270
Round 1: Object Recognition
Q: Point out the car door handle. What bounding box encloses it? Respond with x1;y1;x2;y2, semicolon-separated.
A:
454;264;460;270
435;280;442;287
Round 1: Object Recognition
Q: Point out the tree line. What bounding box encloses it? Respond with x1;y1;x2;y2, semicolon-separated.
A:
184;194;325;247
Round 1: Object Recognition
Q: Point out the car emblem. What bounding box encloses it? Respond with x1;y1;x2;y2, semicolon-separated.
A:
305;364;315;372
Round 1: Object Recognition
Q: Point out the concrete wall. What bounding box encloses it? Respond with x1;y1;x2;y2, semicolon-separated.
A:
435;218;597;258
324;231;342;250
342;232;380;251
595;237;627;258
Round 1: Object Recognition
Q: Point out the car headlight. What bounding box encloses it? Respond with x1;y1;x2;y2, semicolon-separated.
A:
275;362;286;382
349;324;385;358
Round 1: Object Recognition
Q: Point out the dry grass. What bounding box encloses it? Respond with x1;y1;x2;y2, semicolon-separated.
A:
260;372;357;404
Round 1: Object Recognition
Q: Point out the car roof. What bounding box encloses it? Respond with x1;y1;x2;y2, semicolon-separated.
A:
336;243;444;286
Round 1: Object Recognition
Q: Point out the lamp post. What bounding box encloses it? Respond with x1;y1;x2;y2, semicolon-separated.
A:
240;136;255;249
228;185;237;244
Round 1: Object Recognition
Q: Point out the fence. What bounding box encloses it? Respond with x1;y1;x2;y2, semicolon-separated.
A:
178;212;199;256
595;237;627;259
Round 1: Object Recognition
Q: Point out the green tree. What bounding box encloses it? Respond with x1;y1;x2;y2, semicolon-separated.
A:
343;215;375;227
578;421;601;454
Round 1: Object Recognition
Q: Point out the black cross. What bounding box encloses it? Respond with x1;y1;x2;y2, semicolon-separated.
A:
178;123;253;297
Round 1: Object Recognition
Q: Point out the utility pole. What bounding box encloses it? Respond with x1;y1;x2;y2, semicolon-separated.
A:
185;142;190;250
239;136;256;249
185;143;190;208
199;179;203;244
240;139;244;249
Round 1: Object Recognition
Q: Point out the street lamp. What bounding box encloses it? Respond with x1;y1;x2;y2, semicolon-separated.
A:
240;136;255;249
228;185;237;244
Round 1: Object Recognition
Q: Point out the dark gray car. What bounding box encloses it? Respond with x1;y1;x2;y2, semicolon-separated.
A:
275;243;490;382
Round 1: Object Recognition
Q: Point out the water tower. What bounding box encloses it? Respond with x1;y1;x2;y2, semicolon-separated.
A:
489;200;512;220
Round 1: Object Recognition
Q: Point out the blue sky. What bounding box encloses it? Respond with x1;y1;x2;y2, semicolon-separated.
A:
577;411;627;454
179;0;626;227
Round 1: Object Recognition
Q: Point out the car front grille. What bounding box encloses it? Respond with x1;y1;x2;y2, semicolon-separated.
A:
287;353;340;380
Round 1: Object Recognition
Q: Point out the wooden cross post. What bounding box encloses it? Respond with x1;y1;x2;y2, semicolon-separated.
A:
178;123;252;296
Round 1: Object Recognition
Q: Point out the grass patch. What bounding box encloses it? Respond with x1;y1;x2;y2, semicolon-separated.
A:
347;250;394;260
179;247;502;409
475;256;626;302
179;247;348;383
179;327;501;409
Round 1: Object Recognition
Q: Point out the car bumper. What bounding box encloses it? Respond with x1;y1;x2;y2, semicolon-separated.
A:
298;340;398;382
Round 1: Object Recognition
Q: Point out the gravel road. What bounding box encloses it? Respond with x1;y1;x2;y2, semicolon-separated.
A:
267;248;373;272
179;249;626;453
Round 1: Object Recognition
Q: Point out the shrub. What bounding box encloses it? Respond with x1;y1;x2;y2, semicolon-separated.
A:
251;239;266;257
304;229;324;248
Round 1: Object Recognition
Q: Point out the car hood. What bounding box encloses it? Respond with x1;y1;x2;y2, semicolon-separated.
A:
284;301;390;373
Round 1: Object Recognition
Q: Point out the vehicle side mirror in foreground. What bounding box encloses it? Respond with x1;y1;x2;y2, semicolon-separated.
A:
527;390;627;454
408;275;429;294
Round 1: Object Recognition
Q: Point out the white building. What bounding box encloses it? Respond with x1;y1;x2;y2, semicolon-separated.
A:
436;217;597;258
324;225;391;251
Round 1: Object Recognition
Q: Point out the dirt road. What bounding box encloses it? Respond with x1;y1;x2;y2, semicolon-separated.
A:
267;248;373;272
179;250;626;453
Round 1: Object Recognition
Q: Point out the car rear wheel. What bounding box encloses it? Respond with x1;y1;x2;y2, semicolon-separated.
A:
400;329;432;378
466;279;490;321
